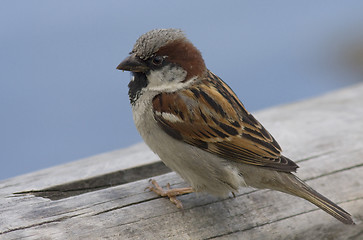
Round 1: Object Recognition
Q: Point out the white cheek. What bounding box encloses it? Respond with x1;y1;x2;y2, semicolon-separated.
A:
146;65;193;92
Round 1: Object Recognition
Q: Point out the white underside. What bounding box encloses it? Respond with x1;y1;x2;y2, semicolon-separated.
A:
132;90;247;197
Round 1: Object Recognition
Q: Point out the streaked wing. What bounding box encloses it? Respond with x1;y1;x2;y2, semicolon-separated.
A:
152;70;298;172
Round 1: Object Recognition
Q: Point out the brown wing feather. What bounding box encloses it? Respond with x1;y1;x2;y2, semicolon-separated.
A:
152;70;298;172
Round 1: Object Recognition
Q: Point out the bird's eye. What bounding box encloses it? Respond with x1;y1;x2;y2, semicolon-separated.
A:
151;56;164;66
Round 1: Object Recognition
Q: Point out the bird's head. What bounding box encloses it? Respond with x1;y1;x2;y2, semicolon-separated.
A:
117;29;206;103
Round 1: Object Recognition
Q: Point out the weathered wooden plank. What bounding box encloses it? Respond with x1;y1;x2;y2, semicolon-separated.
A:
1;83;363;239
1;164;361;239
0;142;161;198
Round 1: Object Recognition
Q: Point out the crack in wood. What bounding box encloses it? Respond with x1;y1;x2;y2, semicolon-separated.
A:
305;163;363;182
204;197;361;239
294;151;335;164
13;161;171;200
347;228;363;240
92;197;161;216
0;213;85;235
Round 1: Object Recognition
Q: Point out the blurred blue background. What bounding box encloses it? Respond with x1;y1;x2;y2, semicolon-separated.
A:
1;1;363;180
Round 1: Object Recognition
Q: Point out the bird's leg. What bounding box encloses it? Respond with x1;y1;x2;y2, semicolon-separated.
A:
146;179;194;209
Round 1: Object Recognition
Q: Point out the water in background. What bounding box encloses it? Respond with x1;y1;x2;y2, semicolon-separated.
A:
1;1;363;180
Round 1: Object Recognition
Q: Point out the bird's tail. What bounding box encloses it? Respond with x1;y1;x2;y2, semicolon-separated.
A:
277;173;354;225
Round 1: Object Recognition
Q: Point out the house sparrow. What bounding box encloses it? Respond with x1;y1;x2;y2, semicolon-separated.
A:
116;28;354;224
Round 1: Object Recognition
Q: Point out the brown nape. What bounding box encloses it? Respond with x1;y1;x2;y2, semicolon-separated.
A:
156;39;206;81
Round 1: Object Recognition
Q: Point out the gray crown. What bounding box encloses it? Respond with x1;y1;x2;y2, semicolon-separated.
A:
131;29;186;59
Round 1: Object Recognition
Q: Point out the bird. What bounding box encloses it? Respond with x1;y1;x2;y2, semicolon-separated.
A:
116;28;354;224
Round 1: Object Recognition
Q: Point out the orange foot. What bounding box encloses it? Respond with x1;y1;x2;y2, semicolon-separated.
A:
146;179;194;209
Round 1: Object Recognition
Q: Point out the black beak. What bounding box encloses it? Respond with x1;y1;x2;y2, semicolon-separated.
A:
116;54;149;73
